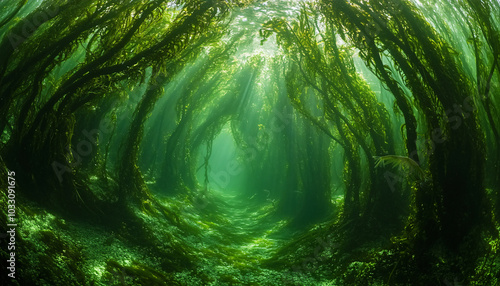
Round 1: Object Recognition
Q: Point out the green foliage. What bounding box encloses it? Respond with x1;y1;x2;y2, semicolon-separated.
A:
0;0;499;285
374;155;426;181
105;260;181;286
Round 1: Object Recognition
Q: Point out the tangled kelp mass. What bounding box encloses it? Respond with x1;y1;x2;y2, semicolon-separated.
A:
0;0;499;285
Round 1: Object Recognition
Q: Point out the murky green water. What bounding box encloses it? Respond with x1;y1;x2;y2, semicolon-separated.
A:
0;0;499;285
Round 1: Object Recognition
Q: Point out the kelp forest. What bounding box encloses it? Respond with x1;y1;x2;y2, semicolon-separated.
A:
0;0;499;285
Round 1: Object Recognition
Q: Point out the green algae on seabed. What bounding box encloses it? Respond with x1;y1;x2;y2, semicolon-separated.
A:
0;0;499;285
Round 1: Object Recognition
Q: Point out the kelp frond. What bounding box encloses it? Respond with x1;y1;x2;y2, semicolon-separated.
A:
374;155;426;181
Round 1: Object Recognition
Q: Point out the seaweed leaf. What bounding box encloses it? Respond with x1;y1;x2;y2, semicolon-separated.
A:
373;154;426;180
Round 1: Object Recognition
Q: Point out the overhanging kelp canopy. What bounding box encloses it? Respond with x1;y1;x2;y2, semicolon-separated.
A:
0;0;499;285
